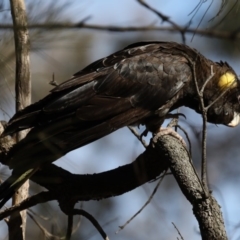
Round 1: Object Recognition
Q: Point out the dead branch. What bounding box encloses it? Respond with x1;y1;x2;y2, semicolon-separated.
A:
154;135;227;240
0;126;227;239
0;23;240;40
67;209;109;240
117;170;167;233
9;0;30;239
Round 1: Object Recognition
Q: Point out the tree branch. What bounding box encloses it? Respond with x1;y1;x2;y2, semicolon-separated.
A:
0;23;240;40
155;135;227;240
9;0;30;239
0;127;227;239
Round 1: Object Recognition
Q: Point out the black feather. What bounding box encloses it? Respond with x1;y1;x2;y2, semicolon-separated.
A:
1;41;240;208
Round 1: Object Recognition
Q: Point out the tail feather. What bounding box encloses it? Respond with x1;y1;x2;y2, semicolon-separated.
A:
1;111;40;137
0;168;37;208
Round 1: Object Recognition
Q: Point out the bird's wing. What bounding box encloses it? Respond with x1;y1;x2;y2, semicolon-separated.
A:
3;42;192;138
3;42;194;170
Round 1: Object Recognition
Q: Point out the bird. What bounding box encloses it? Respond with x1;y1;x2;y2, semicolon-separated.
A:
0;41;240;208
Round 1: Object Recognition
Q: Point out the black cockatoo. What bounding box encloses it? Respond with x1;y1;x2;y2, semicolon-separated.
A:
0;41;240;208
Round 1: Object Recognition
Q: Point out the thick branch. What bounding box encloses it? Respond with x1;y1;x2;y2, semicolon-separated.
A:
32;146;169;202
154;135;227;240
0;124;227;239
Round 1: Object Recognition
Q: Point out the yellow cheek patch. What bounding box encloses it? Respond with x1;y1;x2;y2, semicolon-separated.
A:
218;72;237;89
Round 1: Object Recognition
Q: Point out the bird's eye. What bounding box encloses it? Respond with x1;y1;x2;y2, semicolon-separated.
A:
225;111;229;116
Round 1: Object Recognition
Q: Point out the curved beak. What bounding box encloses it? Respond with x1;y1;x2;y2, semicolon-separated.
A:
228;112;240;127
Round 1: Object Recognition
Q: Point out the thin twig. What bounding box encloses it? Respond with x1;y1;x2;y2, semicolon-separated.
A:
128;126;148;148
0;192;55;220
72;209;109;240
166;112;192;162
137;0;189;43
191;0;214;42
136;0;180;29
49;72;58;86
205;86;232;110
174;124;192;158
28;208;51;221
172;222;185;240
0;23;240;40
200;65;214;93
66;213;73;240
9;0;31;238
197;66;215;191
192;64;235;191
177;52;213;194
116;170;167;233
28;211;59;239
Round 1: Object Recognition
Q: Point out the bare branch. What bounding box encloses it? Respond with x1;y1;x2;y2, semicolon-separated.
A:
66;213;73;240
0;192;55;220
136;0;179;28
9;0;30;238
117;170;167;233
128;126;148;148
0;23;240;40
28;211;59;239
172;222;184;240
72;209;109;240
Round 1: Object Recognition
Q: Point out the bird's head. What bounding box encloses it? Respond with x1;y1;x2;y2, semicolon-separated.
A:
203;62;240;127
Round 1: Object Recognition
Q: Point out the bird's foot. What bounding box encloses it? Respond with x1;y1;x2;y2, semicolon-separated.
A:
153;127;187;148
140;128;149;140
165;113;186;120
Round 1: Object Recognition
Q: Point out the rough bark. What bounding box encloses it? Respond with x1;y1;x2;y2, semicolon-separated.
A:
9;0;30;239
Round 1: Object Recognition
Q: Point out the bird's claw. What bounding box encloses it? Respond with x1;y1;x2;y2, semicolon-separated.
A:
153;127;187;148
140;128;149;141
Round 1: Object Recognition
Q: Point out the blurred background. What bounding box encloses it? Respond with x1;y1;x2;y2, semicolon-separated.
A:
0;0;240;239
